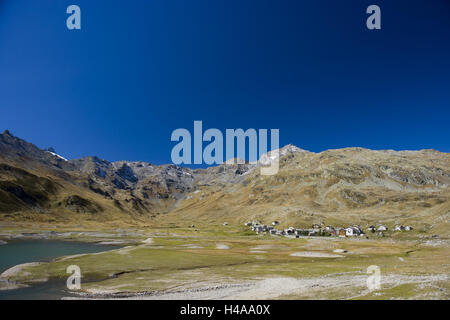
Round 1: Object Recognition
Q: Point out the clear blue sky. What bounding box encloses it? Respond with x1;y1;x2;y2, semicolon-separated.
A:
0;0;449;164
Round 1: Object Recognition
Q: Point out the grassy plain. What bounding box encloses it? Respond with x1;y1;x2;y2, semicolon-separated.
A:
1;223;448;299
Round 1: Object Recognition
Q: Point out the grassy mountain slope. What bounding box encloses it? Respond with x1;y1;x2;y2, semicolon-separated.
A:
164;148;449;235
0;130;448;234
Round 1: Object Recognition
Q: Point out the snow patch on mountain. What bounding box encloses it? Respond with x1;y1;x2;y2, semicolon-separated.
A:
258;144;307;164
46;151;68;162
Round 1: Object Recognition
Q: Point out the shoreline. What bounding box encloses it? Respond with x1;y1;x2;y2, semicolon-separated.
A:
63;273;450;300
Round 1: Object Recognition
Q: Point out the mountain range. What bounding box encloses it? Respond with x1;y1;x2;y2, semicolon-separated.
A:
0;130;448;234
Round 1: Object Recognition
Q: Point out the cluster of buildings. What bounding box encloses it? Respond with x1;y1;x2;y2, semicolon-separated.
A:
244;221;413;238
394;225;413;231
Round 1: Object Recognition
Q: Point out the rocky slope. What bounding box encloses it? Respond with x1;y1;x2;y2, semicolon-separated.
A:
0;130;448;232
171;147;449;233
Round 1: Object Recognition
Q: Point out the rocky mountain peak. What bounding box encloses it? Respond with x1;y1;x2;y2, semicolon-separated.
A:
0;132;448;231
115;163;138;183
278;144;307;155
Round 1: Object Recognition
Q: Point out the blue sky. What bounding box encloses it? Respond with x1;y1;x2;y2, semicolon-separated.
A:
0;0;449;164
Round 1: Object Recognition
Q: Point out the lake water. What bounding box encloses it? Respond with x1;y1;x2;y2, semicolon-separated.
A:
0;240;119;300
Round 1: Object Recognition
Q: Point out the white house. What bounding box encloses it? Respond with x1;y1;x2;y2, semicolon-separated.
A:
285;228;294;235
272;221;280;226
345;227;364;236
394;225;404;231
345;227;355;236
254;226;263;233
405;226;413;231
377;225;388;231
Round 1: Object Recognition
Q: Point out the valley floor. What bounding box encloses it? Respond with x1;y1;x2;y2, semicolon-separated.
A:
0;223;449;300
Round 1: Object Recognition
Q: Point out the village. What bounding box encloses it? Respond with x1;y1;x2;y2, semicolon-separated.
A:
242;221;414;238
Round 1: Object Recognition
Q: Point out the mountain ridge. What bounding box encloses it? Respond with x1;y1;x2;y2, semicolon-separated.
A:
0;130;448;233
